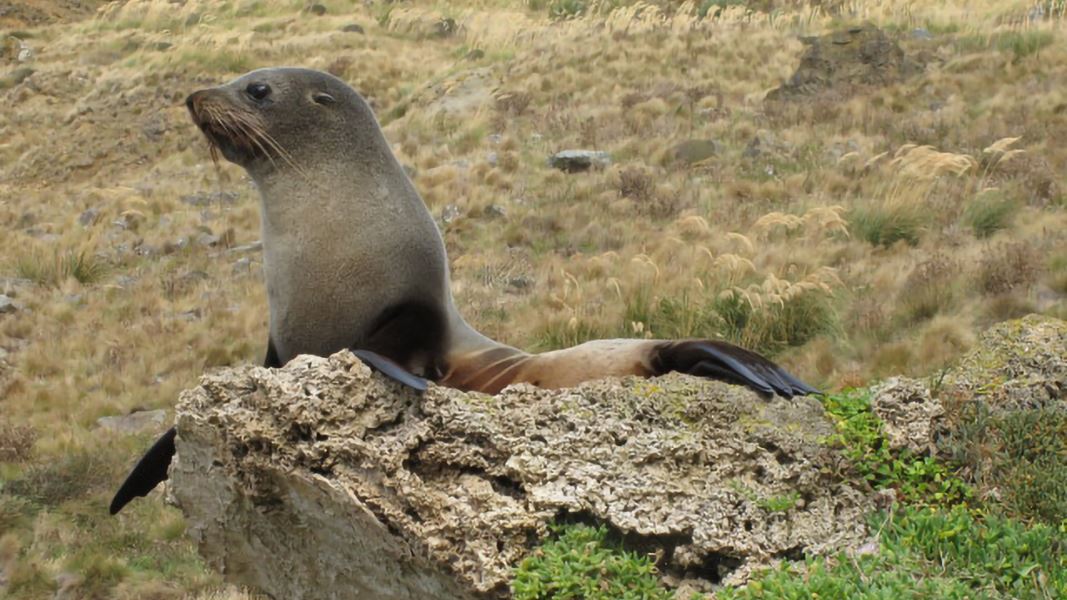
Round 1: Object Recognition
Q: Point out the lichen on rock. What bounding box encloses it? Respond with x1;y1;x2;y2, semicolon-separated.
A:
169;353;874;599
941;314;1066;411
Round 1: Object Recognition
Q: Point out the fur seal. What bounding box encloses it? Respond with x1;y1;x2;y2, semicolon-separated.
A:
110;68;817;515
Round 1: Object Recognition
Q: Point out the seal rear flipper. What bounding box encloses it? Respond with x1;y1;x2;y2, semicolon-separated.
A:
442;338;817;399
652;340;820;398
109;426;176;515
351;349;428;392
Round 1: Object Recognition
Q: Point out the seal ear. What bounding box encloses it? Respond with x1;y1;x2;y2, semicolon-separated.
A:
312;92;336;106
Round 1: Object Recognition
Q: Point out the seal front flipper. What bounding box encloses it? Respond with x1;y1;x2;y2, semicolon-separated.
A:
112;337;285;515
109;427;176;515
351;349;428;392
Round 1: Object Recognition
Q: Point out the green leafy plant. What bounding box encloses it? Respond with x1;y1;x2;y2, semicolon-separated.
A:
942;404;1067;525
720;506;1067;599
820;390;971;505
758;492;800;513
512;523;671;600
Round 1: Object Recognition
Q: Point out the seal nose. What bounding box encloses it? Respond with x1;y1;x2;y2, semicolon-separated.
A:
185;91;200;114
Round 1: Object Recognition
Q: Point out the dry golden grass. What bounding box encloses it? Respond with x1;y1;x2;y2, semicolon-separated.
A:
1;0;1066;596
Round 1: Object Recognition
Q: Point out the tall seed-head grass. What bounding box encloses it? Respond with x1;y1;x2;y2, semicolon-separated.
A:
851;142;998;247
712;279;838;356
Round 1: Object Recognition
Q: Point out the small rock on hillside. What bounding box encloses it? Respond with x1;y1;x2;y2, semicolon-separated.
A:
767;23;921;101
548;150;612;173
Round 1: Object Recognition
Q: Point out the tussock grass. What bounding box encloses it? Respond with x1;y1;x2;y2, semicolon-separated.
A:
956;30;1055;59
964;191;1018;238
4;447;121;507
976;241;1040;295
850;201;923;247
13;248;107;287
897;253;962;324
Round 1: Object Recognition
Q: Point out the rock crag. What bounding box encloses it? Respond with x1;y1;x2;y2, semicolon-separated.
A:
169;354;873;599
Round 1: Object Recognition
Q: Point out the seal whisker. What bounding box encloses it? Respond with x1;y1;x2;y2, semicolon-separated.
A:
228;110;310;181
229;116;279;171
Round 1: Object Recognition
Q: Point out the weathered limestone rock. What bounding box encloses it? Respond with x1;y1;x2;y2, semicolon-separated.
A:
941;314;1066;411
169;353;874;599
870;377;943;454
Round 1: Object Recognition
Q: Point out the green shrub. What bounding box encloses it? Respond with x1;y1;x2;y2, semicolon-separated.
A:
512;523;671;600
943;404;1067;526
720;506;1067;599
997;410;1067;525
546;0;589;18
821;390;971;505
698;0;748;19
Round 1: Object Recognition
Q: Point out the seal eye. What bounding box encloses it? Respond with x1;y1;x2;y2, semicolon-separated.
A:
246;83;272;101
313;92;336;106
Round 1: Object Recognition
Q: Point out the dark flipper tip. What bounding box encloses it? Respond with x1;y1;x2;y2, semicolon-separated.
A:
109;426;177;515
351;349;428;392
657;340;819;399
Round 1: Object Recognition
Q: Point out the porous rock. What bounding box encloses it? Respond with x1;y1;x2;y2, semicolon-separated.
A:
169;353;875;599
941;314;1066;411
870;377;943;454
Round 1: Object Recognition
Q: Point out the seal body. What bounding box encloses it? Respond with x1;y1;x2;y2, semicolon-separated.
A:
110;68;816;515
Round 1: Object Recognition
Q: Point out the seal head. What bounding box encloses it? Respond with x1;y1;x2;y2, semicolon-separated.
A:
186;67;375;176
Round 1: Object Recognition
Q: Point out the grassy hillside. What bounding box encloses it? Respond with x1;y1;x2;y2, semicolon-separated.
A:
1;0;1065;597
